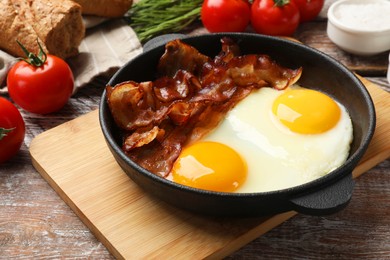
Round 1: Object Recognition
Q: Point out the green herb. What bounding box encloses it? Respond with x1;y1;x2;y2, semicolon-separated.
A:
128;0;203;43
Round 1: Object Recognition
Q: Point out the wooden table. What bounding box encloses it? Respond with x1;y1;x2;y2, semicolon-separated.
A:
1;5;389;259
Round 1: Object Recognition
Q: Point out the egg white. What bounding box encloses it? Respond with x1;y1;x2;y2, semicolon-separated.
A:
203;86;353;193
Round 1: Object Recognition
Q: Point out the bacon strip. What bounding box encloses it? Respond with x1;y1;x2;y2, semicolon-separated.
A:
157;39;211;78
106;38;302;177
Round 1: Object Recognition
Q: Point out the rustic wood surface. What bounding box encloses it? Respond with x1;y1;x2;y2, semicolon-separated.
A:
1;6;389;260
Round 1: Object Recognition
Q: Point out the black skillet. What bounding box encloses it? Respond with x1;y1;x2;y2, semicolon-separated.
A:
99;33;376;217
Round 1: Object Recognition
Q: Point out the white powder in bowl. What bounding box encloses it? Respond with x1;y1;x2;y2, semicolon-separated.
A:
334;2;390;31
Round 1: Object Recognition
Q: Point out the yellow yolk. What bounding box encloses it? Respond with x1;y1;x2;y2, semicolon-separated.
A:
171;141;247;192
272;89;341;134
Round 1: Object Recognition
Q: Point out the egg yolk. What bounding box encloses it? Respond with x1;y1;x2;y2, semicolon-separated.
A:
171;141;247;192
272;89;341;134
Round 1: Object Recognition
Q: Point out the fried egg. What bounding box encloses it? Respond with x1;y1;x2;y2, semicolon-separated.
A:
170;86;353;193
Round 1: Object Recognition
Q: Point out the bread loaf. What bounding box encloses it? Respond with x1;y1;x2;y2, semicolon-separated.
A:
0;0;85;59
73;0;132;17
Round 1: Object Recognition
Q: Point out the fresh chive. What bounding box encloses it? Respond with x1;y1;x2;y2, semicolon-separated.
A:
127;0;203;43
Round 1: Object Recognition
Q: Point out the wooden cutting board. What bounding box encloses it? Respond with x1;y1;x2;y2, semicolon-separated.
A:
30;77;390;259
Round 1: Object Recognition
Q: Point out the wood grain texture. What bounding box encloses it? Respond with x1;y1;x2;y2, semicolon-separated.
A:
352;77;390;175
0;81;108;259
1;78;389;259
28;79;389;259
1;1;390;257
28;109;295;259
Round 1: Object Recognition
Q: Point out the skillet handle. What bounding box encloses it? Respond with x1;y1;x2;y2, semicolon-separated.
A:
290;173;355;215
143;34;187;52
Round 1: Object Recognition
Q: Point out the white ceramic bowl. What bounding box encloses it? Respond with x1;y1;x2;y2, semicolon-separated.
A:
327;0;390;56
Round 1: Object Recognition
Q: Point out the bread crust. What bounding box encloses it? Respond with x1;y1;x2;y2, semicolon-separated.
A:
0;0;85;59
73;0;133;17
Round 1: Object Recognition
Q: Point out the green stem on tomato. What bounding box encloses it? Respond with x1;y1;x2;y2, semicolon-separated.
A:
0;128;14;140
273;0;290;7
16;39;47;67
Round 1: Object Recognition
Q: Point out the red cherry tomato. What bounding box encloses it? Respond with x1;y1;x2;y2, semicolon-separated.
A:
293;0;324;22
201;0;251;32
0;97;25;163
7;42;74;114
251;0;300;36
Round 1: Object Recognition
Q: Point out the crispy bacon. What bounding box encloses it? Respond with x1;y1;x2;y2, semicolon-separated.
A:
226;54;301;90
123;126;164;151
106;38;302;177
153;70;202;102
157;39;211;77
106;81;169;131
214;37;241;64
